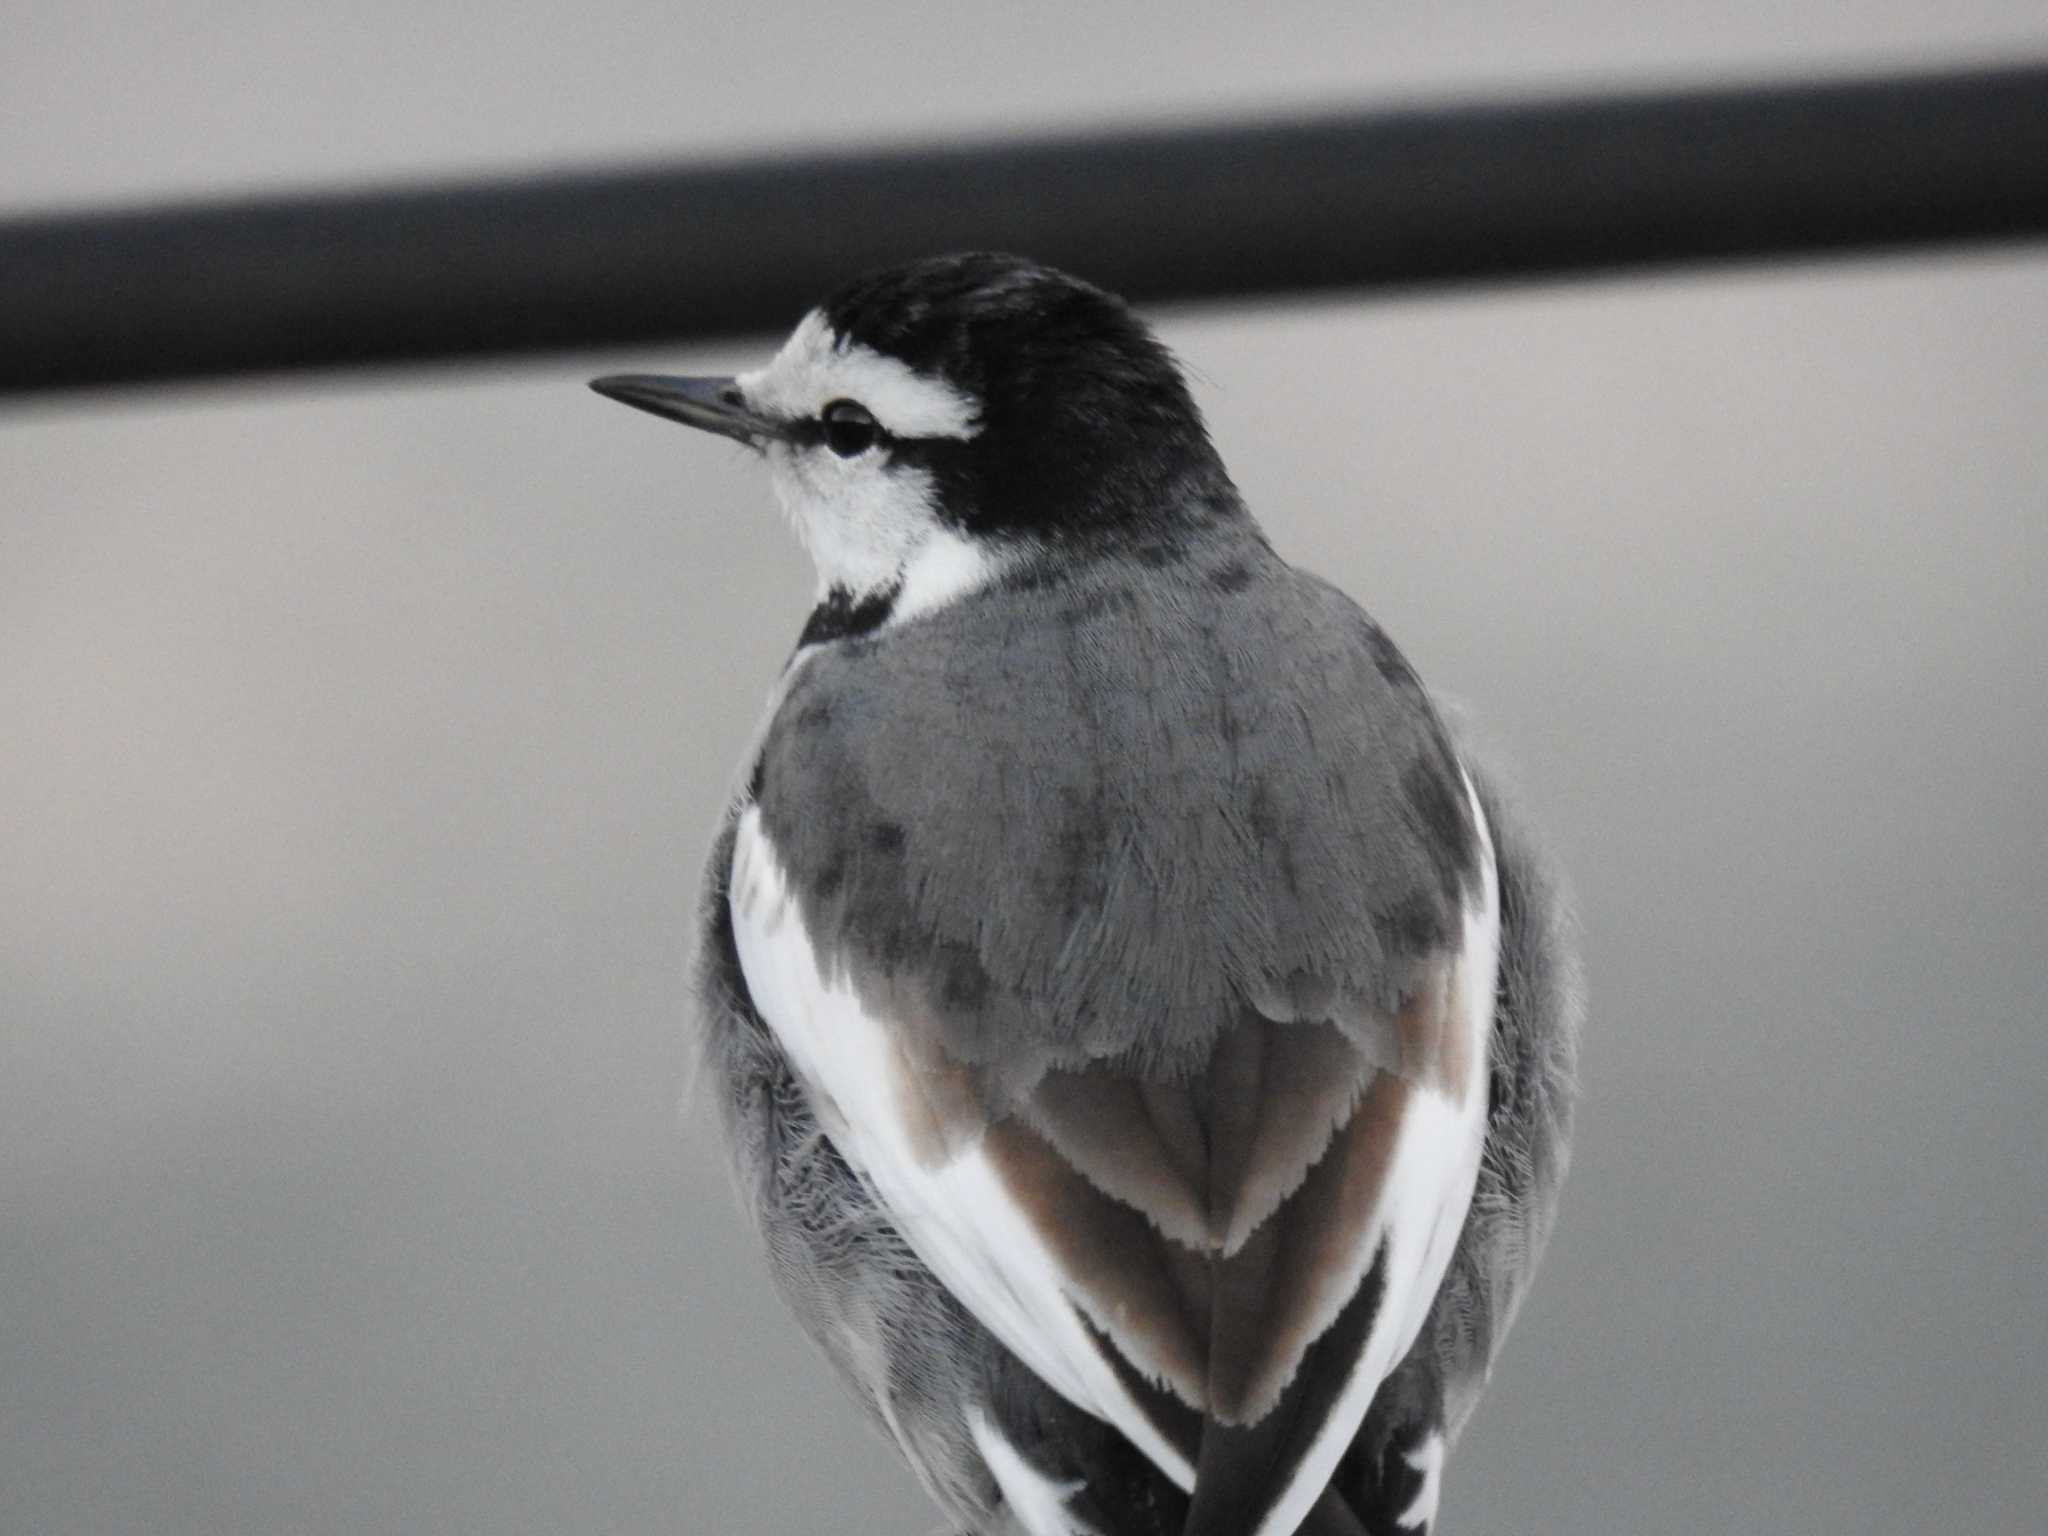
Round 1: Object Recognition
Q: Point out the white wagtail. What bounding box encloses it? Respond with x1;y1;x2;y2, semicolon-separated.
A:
592;254;1582;1536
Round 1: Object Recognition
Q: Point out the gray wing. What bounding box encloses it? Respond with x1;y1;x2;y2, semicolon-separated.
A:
700;804;1203;1536
692;810;992;1525
1429;745;1582;1437
1333;744;1584;1533
698;797;1424;1536
694;748;1581;1536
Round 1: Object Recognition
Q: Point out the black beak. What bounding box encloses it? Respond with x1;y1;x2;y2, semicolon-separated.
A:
588;373;789;447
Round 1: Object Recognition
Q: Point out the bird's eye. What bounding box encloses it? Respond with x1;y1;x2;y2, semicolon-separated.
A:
821;399;880;457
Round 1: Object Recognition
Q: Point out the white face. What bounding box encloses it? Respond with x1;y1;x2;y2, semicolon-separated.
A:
737;311;996;619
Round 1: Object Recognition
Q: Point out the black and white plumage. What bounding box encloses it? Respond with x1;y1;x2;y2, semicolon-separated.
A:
593;254;1582;1536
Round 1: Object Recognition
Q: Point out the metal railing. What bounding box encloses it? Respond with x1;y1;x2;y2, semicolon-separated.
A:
4;61;2045;397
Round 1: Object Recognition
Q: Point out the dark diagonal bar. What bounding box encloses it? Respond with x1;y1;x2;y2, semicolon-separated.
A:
4;62;2047;396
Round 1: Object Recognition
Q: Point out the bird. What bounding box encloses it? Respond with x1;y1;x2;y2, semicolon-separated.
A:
591;253;1582;1536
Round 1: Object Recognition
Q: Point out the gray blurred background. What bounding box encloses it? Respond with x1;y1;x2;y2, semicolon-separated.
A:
5;4;2046;1533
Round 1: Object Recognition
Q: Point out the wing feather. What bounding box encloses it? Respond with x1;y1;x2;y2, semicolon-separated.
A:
730;772;1499;1536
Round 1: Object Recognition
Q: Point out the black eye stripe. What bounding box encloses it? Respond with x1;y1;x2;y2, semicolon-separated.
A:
778;401;907;456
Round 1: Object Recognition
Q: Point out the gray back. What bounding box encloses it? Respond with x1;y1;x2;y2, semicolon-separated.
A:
752;526;1484;1095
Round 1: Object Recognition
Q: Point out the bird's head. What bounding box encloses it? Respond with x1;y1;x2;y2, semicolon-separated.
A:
592;253;1243;625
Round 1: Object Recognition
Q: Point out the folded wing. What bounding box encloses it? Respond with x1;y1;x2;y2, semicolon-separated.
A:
729;778;1498;1536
